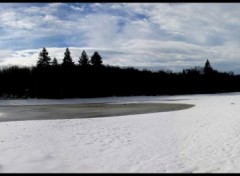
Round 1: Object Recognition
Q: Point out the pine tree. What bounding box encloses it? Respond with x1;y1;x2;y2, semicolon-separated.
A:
52;57;58;66
62;48;74;67
37;47;51;68
90;51;103;66
78;50;90;66
203;59;213;75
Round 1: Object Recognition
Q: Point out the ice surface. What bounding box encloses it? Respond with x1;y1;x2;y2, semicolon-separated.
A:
1;92;240;173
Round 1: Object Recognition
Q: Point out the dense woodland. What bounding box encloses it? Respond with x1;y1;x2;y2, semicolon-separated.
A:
0;47;240;99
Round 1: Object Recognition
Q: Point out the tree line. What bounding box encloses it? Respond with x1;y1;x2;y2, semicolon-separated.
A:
37;47;102;68
0;47;240;99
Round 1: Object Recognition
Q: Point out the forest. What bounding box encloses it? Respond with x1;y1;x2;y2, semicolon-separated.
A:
0;47;239;99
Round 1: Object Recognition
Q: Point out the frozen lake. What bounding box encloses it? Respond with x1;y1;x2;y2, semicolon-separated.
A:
0;94;199;106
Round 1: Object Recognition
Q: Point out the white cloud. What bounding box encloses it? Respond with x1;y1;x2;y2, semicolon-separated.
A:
1;3;240;73
69;5;84;12
0;50;14;60
76;14;121;48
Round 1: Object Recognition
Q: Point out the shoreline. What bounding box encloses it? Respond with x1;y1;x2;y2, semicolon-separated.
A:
0;103;194;122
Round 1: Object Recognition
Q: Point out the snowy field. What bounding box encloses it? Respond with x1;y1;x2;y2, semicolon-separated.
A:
1;92;240;173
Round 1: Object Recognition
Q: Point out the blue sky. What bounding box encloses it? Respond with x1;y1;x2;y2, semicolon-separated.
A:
1;3;240;73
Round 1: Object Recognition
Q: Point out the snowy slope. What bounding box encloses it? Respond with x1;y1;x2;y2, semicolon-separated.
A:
1;93;240;173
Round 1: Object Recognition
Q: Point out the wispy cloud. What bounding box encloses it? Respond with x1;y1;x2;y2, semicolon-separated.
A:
1;3;240;73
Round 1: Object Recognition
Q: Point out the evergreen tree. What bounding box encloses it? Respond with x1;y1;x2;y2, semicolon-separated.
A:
78;50;90;66
52;57;58;66
90;51;103;66
37;47;51;68
203;59;214;74
62;48;74;67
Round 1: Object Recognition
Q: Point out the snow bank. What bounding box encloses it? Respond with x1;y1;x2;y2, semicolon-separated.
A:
1;92;240;173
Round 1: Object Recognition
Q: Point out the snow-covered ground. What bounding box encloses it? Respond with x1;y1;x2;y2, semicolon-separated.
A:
1;92;240;173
